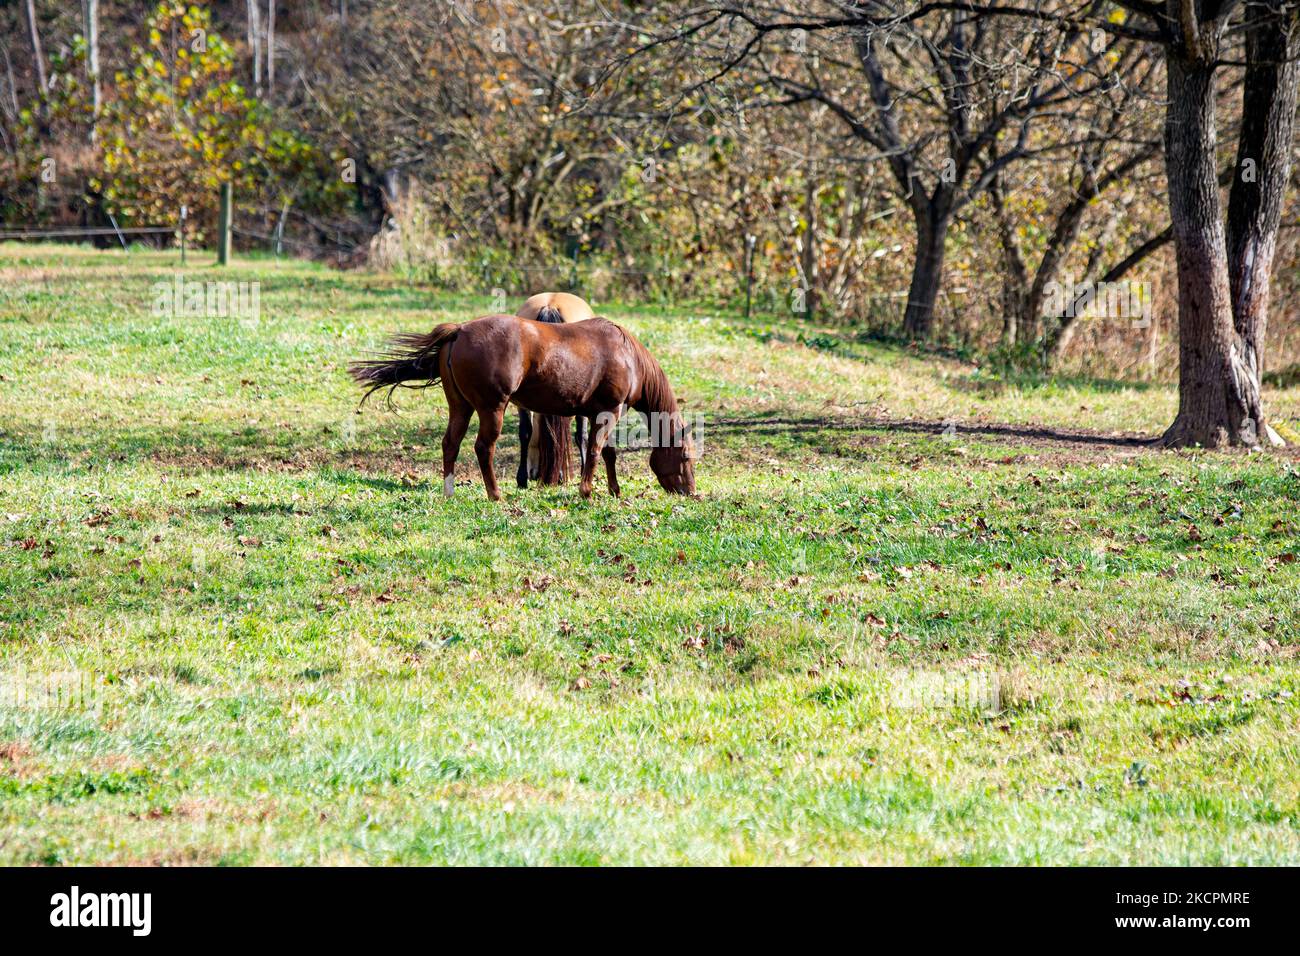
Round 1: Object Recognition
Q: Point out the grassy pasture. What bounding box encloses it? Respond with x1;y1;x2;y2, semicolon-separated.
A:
1;244;1299;864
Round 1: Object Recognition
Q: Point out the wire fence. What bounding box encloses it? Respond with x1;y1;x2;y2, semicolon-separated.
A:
0;214;835;320
0;226;175;241
0;197;814;319
1;193;368;258
0;211;1166;372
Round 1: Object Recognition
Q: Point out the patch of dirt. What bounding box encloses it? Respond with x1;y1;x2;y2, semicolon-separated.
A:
150;445;519;479
446;781;562;806
113;846;228;866
0;741;35;777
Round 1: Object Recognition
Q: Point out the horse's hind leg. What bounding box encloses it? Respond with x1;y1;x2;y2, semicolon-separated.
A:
527;412;542;480
516;407;532;489
441;403;472;498
474;403;506;501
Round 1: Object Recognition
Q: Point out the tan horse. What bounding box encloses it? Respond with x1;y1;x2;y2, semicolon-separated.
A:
514;293;594;488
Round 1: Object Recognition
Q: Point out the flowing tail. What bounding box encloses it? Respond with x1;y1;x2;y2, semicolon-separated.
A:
530;306;572;484
348;323;461;406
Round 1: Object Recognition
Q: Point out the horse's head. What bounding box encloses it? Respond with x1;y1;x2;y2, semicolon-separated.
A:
631;338;696;495
649;417;697;495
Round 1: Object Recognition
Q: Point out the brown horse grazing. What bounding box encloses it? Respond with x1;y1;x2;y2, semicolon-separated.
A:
514;292;594;489
349;314;696;500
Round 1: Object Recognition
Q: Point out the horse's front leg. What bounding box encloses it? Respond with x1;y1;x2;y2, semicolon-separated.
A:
580;408;621;499
474;404;506;501
515;405;532;489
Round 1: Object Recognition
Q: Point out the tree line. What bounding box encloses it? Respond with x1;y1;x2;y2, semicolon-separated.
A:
3;1;1300;447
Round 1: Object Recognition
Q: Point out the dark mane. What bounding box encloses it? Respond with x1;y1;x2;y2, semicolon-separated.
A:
628;333;678;417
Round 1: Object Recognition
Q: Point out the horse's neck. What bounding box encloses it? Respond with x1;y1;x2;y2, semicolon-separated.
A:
634;353;677;420
636;392;676;419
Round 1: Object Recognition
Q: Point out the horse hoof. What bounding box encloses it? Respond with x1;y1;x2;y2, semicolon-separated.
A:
443;475;455;497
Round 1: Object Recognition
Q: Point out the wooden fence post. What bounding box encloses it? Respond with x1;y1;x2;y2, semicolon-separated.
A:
217;182;232;265
744;234;756;320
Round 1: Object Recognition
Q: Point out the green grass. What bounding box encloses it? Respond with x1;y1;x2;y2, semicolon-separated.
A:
2;243;1300;864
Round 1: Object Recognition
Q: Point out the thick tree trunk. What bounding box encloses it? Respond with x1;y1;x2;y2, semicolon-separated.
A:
1224;1;1300;446
903;209;950;339
1161;51;1263;448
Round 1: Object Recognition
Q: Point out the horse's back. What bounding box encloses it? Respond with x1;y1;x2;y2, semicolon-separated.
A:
535;317;639;409
466;312;624;348
454;314;633;413
454;311;614;375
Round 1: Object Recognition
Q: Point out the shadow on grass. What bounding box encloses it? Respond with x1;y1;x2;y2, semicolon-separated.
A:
3;400;1170;487
0;420;529;479
710;414;1157;449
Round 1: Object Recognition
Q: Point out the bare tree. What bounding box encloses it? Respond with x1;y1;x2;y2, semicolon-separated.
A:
943;0;1300;446
985;43;1164;355
625;1;1147;339
633;0;1300;445
1086;0;1300;447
